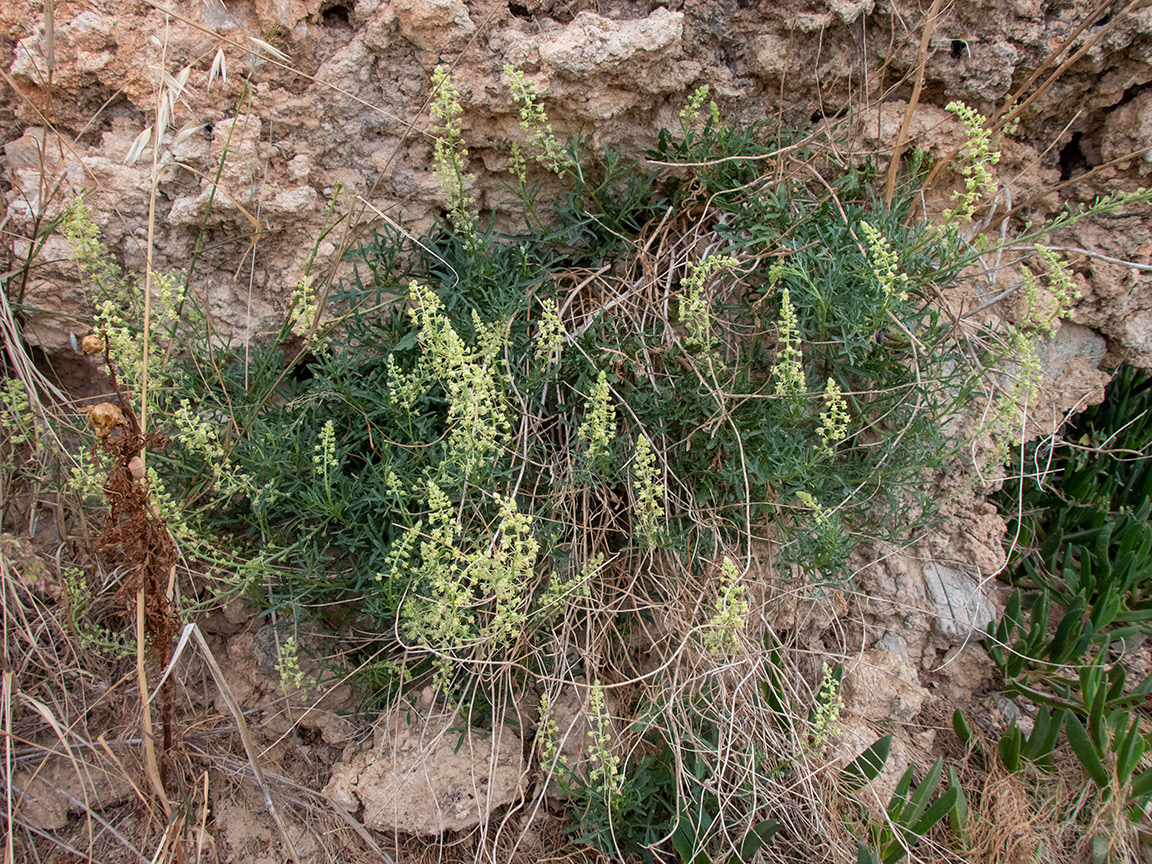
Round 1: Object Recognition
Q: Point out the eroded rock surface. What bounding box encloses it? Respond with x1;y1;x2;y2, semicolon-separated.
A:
922;561;998;642
324;708;525;835
0;0;1148;376
842;648;930;722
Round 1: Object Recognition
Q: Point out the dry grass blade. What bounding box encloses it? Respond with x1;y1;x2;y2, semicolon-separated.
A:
2;670;13;864
884;0;944;207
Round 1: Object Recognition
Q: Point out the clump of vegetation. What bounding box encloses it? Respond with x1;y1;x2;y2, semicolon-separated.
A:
981;365;1152;862
4;38;1151;863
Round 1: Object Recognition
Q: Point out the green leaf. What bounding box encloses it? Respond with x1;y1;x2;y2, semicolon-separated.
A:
1020;706;1050;762
952;710;972;747
1129;764;1152;801
909;785;959;836
1026;591;1050;651
1066;714;1109;789
1024;707;1065;767
857;842;880;864
670;817;711;864
902;758;944;830
1115;718;1145;788
1091;833;1111;864
1089;681;1109;754
880;840;908;864
997;722;1022;772
734;819;780;863
886;765;915;823
948;767;968;846
843;736;892;792
1080;662;1100;710
1105;662;1127;705
1049;605;1084;663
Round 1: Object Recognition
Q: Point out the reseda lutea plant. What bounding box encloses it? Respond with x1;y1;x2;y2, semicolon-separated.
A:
133;67;1151;861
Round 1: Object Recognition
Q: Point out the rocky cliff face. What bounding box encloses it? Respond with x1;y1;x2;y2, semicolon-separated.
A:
2;0;1150;368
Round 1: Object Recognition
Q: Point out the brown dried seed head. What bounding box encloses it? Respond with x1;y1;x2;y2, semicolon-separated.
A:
81;334;105;355
85;402;124;436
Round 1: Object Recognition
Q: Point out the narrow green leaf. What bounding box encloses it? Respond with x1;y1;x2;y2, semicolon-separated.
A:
880;838;909;864
1129;764;1152;801
1105;662;1127;705
1031;708;1066;767
1026;591;1050;652
997;723;1022;772
887;765;915;822
1079;663;1100;710
909;786;959;836
1021;706;1050;762
1089;682;1108;754
948;767;968;846
1091;833;1110;864
1066;714;1110;789
952;710;972;747
1048;607;1080;663
1115;719;1145;788
902;758;943;829
734;819;780;863
843;736;892;792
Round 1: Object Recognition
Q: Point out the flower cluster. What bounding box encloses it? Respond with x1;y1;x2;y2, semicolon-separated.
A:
797;490;833;530
586;683;622;804
174;398;251;498
289;275;325;347
810;663;844;751
397;486;538;688
505;65;573;174
1036;246;1079;312
537;554;599;622
859;220;909;304
430;66;476;235
401;480;473;689
313;419;338;476
772;287;805;401
386;353;428;411
1;377;32;448
537;691;567;772
408;282;511;478
578;370;617;468
945;101;1000;222
679;84;711;131
818;378;851;457
681;253;739;350
703;557;749;654
535;297;565;365
275;636;316;692
632;435;664;545
62;568;136;659
473;495;536;644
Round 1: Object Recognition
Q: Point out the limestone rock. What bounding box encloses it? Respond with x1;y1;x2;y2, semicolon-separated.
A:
540;8;683;80
843;649;929;722
323;709;525;835
922;562;998;643
394;0;475;52
1101;88;1152;175
1033;321;1111;420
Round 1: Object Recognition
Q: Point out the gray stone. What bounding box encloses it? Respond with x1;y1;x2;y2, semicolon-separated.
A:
922;562;997;642
874;632;910;662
